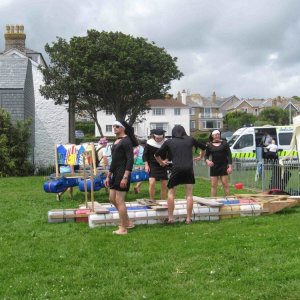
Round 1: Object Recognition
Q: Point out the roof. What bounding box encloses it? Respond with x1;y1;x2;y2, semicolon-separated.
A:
148;99;188;108
0;56;29;89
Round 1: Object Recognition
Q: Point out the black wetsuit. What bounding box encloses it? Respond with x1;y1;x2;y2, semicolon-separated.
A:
155;137;206;188
143;141;168;180
205;141;232;177
109;136;134;191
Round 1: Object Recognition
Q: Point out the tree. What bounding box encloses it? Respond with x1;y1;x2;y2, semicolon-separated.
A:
258;107;289;125
223;111;257;131
40;30;183;137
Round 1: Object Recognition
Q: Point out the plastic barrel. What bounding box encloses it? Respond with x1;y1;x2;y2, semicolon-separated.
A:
43;179;66;193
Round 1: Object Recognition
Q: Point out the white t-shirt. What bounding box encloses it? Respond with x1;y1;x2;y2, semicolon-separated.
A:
266;144;278;153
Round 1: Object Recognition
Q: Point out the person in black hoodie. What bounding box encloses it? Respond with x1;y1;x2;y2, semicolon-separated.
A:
104;120;138;235
155;125;206;224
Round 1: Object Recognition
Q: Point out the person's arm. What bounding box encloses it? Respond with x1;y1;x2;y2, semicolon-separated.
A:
154;142;168;167
193;139;206;161
225;142;233;174
204;144;214;167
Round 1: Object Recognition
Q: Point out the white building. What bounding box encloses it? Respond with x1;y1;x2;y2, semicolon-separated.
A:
95;98;190;138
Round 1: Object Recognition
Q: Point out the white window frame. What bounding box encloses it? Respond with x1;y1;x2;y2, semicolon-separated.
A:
174;108;181;115
106;125;112;132
152;108;165;116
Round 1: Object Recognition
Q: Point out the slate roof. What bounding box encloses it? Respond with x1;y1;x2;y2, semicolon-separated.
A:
0;56;29;89
148;99;188;107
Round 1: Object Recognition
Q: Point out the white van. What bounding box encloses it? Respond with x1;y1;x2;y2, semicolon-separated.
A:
227;126;297;159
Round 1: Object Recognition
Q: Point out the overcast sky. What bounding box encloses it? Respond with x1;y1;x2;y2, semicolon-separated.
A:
1;0;300;99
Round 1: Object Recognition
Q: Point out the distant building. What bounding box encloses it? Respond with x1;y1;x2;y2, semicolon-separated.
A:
0;25;68;165
95;98;190;138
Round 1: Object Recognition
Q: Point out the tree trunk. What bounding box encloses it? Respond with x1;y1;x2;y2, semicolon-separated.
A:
68;98;76;143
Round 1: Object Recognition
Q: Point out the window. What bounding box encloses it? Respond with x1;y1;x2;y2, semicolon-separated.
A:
174;108;181;115
190;120;196;130
105;109;113;115
150;123;168;131
190;108;195;115
205;120;214;129
278;132;292;146
106;125;112;132
233;134;254;149
152;108;165;116
204;108;211;117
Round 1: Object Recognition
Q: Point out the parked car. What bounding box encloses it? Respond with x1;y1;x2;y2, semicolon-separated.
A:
75;130;85;138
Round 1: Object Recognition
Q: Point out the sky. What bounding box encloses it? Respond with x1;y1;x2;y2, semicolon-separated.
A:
1;0;300;99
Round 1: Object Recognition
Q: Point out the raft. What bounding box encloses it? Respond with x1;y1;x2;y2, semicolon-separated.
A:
47;195;299;226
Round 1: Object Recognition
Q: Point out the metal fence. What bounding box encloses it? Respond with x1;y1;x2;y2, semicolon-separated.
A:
194;159;300;195
34;159;300;195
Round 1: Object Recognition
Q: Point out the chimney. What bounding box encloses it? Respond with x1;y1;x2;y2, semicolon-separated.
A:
212;91;216;103
4;24;26;53
181;89;187;104
177;91;182;102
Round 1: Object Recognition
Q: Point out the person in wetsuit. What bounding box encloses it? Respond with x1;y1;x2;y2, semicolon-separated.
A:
155;125;206;224
104;120;138;235
205;130;233;197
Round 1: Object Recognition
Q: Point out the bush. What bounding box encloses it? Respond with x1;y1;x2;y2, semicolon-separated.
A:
0;108;32;176
75;121;95;136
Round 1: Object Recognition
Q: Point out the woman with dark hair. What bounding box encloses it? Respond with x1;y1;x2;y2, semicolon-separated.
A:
155;125;206;224
104;120;137;235
143;129;168;201
205;129;233;197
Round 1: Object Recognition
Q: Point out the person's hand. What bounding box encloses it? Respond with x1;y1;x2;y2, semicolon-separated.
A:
120;177;128;188
206;160;214;167
160;160;168;167
194;156;203;162
145;165;150;173
227;165;233;174
104;176;110;188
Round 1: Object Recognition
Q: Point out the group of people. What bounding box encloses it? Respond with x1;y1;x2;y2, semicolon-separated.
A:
104;120;233;235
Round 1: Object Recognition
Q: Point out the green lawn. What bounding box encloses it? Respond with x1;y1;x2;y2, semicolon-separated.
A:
0;176;299;299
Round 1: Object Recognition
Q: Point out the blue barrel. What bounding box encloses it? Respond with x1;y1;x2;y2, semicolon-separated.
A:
78;177;105;192
44;179;66;193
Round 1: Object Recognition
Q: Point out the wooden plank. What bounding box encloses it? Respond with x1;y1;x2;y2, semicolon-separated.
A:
193;196;224;207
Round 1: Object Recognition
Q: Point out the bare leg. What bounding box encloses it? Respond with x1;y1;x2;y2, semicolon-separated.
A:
168;187;176;222
149;177;156;200
160;180;168;200
134;181;142;194
185;184;193;223
221;176;230;196
210;176;218;197
109;189;117;207
113;190;129;234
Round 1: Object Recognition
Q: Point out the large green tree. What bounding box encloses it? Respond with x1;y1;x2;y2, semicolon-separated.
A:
223;111;257;131
258;107;289;125
40;30;183;137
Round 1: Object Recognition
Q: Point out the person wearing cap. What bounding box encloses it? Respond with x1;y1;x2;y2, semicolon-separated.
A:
205;130;233;197
143;129;168;200
155;125;206;224
104;120;138;235
95;137;109;169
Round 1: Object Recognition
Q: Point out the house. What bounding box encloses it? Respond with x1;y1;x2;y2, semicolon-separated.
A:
0;25;68;165
95;98;190;138
177;90;240;132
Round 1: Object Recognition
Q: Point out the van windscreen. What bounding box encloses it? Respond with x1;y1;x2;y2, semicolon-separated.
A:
228;135;239;147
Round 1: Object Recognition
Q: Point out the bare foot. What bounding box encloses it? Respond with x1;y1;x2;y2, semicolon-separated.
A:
113;229;128;235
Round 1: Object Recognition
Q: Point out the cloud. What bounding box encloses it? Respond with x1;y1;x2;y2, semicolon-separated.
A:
1;0;300;98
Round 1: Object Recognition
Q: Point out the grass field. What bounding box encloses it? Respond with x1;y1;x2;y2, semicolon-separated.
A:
0;176;299;299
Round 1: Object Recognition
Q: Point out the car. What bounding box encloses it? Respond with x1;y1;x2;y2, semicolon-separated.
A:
75;130;85;138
